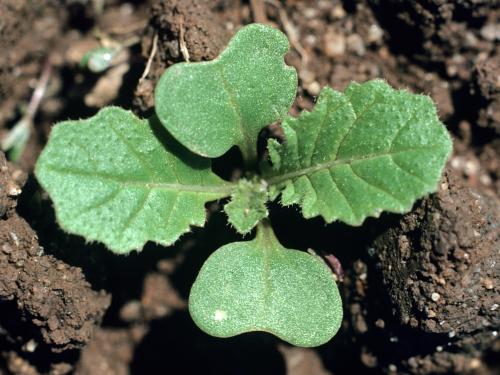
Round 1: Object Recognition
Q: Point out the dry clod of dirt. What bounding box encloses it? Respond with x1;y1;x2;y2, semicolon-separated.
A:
0;152;111;356
371;168;499;373
151;0;231;63
473;55;500;132
75;327;147;375
120;272;186;323
134;0;231;111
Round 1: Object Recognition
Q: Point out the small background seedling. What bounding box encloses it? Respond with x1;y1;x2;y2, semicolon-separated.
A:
35;24;451;347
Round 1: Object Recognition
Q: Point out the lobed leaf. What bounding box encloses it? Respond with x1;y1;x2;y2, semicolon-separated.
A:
189;224;343;347
224;178;269;235
264;80;452;225
154;23;298;161
35;107;233;253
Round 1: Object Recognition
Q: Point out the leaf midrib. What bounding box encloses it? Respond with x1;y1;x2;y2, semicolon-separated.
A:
44;165;235;195
216;64;255;162
265;145;441;186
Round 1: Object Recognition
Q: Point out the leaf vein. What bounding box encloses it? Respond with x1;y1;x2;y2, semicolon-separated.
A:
308;173;336;220
165;193;180;231
327;169;356;219
348;164;406;206
389;109;415;152
308;98;349;167
333;94;382;160
216;64;253;158
267;145;442;186
72;138;101;172
45;165;234;195
108;121;157;179
74;188;121;218
389;155;428;186
302;174;317;207
121;190;151;235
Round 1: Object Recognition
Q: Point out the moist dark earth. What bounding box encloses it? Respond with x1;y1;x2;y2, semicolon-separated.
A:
0;0;499;374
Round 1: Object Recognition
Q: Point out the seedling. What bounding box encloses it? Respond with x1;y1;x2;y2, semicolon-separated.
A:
80;46;120;73
80;31;140;73
2;58;52;161
35;24;452;347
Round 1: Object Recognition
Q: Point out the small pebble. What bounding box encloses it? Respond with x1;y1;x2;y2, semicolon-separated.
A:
464;32;478;48
479;173;492;186
481;278;494;290
450;156;463;169
463;159;479;176
7;184;21;196
431;292;441;302
330;5;346;19
120;300;143;322
2;244;13;254
469;358;482;369
47;316;59;331
368;24;383;44
24;339;37;353
346;34;365;56
324;30;346;57
447;64;459;77
306;81;321;96
408;357;418;368
480;24;500;41
119;2;134;15
303;34;317;47
9;232;19;247
300;69;316;84
304;8;317;19
56;263;66;271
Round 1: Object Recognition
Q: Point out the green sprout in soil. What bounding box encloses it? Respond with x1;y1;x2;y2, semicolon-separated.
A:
35;24;452;347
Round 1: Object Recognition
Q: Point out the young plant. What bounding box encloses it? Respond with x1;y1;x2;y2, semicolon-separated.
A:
35;24;452;347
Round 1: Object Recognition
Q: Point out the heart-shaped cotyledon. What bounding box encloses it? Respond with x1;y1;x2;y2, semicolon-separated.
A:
189;222;343;347
154;23;298;162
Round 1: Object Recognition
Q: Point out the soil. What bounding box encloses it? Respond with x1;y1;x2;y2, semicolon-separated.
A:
342;168;499;374
0;0;499;374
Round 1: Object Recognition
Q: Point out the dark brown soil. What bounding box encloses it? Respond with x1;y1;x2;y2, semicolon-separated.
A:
0;0;498;374
341;168;499;374
134;0;232;110
0;153;110;372
0;0;66;171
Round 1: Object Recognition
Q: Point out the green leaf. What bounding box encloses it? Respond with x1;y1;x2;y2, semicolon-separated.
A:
189;223;342;347
264;80;452;225
154;23;298;162
35;107;233;254
224;178;269;235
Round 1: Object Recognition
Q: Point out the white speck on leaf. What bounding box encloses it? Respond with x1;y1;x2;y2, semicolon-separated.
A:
214;309;228;322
